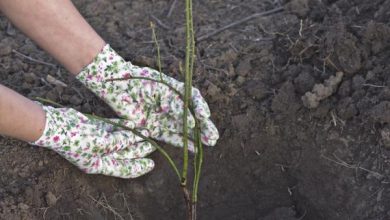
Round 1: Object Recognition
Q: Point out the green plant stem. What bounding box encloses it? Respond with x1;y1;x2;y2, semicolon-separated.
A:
186;0;203;209
192;124;203;202
186;0;203;205
150;22;163;81
34;97;181;181
35;97;65;108
182;0;195;188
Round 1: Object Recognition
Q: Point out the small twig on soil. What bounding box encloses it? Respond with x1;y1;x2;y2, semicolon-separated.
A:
139;40;164;44
12;49;57;68
362;83;386;88
366;187;384;201
39;207;50;220
228;43;239;53
351;25;364;29
298;208;307;220
298;44;317;57
0;62;9;69
330;110;345;127
298;19;303;37
321;154;384;178
330;111;337;126
76;208;91;216
196;7;284;42
150;14;171;30
71;87;84;99
167;0;178;18
150;22;163;75
201;62;230;75
119;193;134;220
258;23;291;39
323;55;341;72
46;75;68;87
88;194;125;220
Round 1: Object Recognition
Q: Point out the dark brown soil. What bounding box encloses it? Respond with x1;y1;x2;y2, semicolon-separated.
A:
1;0;390;219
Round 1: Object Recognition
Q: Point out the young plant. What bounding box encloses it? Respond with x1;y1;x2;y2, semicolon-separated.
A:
38;0;203;218
150;0;202;215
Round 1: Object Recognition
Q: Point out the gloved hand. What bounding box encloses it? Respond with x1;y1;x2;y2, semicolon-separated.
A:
76;44;219;149
30;105;155;178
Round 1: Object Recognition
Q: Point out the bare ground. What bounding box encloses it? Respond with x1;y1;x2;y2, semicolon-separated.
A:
0;0;390;219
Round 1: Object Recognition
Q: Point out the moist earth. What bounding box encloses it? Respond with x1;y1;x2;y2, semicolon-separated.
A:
0;0;390;219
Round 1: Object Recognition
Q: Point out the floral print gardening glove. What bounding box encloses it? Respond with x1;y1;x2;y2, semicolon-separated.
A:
30;105;155;178
76;44;219;150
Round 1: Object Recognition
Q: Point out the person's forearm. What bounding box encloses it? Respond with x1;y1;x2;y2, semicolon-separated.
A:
0;84;46;142
0;0;105;74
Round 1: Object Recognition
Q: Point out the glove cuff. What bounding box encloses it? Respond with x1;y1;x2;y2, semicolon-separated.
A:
29;105;59;147
76;44;132;94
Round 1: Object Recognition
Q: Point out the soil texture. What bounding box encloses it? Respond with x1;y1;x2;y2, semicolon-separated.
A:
0;0;390;219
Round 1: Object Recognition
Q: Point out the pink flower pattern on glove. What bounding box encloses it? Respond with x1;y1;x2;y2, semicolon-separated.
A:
77;44;219;150
30;105;156;178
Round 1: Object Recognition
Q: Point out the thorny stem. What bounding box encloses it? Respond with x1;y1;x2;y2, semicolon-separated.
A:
183;0;197;218
187;0;203;206
151;10;197;213
185;0;204;216
181;0;194;186
34;97;182;181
